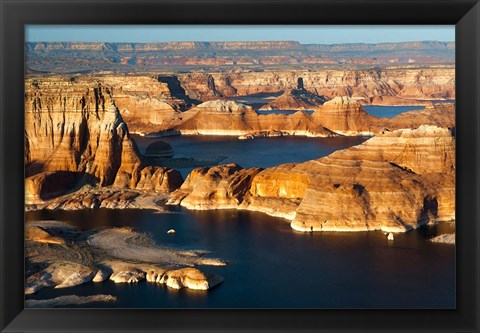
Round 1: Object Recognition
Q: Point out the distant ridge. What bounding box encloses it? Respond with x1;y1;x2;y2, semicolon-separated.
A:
26;40;453;52
25;40;455;73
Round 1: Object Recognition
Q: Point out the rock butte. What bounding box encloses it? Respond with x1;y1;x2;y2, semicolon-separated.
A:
24;77;183;205
170;97;454;138
168;125;455;233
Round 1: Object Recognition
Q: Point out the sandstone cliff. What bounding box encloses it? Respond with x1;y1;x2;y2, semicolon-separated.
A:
177;68;455;102
25;77;183;204
170;98;454;138
311;96;378;135
169;125;455;232
172;100;334;137
25;71;453;136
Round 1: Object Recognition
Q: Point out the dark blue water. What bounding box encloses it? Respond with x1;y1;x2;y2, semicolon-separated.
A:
25;208;455;308
231;93;428;119
363;105;425;118
26;130;455;309
255;105;424;118
133;135;368;178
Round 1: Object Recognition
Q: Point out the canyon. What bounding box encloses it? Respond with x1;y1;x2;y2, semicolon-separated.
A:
24;69;454;136
168;125;455;233
25;75;455;227
24;66;455;301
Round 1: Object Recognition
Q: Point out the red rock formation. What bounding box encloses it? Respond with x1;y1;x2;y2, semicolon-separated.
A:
168;164;262;209
173;100;334;137
175;68;454;101
24;77;183;204
169;125;455;233
360;95;435;106
169;98;454;138
311;96;378;134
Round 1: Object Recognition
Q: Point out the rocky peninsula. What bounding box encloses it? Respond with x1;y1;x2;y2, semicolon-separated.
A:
168;125;455;233
25;220;225;296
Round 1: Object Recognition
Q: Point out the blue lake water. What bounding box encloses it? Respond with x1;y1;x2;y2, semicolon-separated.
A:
25;134;455;308
362;105;425;118
231;93;429;119
25;208;455;309
133;135;368;178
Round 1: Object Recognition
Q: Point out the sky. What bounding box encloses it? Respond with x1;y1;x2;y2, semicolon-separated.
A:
25;25;454;44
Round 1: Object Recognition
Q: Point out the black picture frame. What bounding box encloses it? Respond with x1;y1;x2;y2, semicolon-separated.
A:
1;0;479;332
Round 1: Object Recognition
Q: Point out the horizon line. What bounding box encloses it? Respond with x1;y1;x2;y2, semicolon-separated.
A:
26;40;455;45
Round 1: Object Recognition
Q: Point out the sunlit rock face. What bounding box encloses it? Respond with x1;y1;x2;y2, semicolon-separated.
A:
177;68;455;101
170;125;455;233
173;100;336;137
170;98;454;138
382;103;455;130
24;77;183;203
311;96;379;135
173;100;259;136
25;77;142;185
168;164;263;209
98;75;192;133
276;125;455;232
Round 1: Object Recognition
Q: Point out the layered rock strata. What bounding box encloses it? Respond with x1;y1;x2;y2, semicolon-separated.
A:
310;96;378;135
171;98;454;138
169;125;455;233
172;100;335;137
25;77;183;205
26;71;454;135
177;68;455;101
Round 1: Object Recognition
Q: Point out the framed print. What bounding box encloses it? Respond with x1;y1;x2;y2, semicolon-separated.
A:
1;0;479;332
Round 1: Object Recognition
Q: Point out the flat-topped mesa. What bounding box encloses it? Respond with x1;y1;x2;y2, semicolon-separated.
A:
169;125;455;233
289;125;455;232
173;100;259;136
25;77;183;204
311;96;379;135
360;95;434;107
176;68;454;101
173;99;335;137
359;125;455;174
